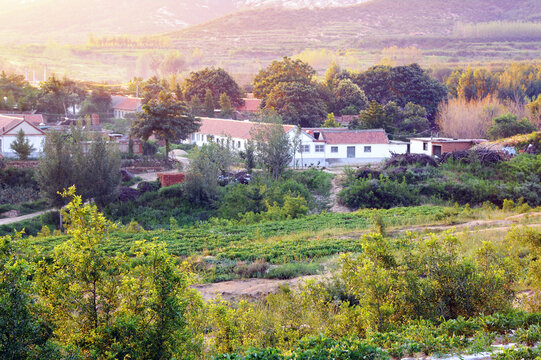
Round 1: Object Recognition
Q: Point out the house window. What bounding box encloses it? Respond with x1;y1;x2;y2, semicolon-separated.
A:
301;145;310;153
364;146;372;153
196;134;200;141
315;145;324;152
238;141;241;148
331;146;338;153
423;142;428;151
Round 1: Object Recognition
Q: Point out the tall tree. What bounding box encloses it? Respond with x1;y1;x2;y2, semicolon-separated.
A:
323;113;340;128
356;101;392;131
183;67;244;107
37;125;120;211
251;113;292;179
185;142;233;204
333;79;368;115
264;82;327;127
218;93;234;119
253;57;315;100
204;89;215;118
10;129;35;160
0;231;54;359
352;64;448;122
37;131;75;209
132;91;200;164
38;75;85;118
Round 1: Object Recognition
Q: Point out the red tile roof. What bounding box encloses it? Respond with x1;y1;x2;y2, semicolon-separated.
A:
236;98;262;112
114;97;142;111
321;129;389;145
0;115;24;135
0;113;44;126
198;117;294;140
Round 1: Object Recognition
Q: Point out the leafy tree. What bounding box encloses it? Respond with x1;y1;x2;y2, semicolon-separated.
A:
81;135;121;207
352;64;447;121
183;67;244;107
323;113;340;128
38;75;84;118
159;51;185;76
188;95;204;117
456;68;498;101
265;82;327;127
241;140;256;172
37;131;74;209
218;93;234;119
10;129;36;160
204;89;215;118
384;101;430;135
0;231;55;359
527;95;541;127
88;87;112;114
77;99;98;117
251;113;292;179
37;126;120;212
253;57;316;100
141;76;167;104
487;113;537;139
36;187;203;359
36;187;121;355
333;79;368;115
357;101;391;131
324;61;341;89
186;142;232;204
132;91;200;164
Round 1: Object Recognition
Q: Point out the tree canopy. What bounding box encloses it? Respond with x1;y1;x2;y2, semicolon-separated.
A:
253;57;316;100
132;91;200;163
265;82;327;127
183;67;244;108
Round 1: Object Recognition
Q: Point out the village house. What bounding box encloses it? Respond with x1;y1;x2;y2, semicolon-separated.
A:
295;128;408;167
187;117;295;151
409;137;487;157
112;96;142;119
186;118;407;167
0;113;46;127
0;114;45;157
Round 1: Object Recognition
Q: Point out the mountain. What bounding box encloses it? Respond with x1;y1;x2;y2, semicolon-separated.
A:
0;0;371;44
165;0;541;65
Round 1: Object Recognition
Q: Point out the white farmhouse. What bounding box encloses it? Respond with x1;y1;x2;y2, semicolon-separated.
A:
185;118;406;167
187;117;295;151
294;128;408;167
0;115;45;157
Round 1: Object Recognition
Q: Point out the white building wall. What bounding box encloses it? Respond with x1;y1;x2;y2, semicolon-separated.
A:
0;122;45;157
410;139;432;155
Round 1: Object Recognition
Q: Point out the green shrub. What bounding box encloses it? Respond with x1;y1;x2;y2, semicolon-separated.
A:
493;347;541;360
265;262;321;280
158;183;184;198
338;177;419;209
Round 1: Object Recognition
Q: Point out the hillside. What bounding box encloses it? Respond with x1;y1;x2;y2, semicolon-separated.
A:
0;0;370;44
167;0;541;65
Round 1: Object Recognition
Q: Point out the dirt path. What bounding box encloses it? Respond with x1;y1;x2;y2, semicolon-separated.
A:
0;209;54;226
391;212;541;235
329;174;351;213
192;275;323;301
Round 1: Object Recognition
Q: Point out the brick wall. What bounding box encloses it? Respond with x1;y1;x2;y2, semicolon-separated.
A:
157;173;185;187
438;142;474;154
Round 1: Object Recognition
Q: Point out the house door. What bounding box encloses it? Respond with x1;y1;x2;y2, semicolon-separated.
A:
347;146;356;158
432;145;442;157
